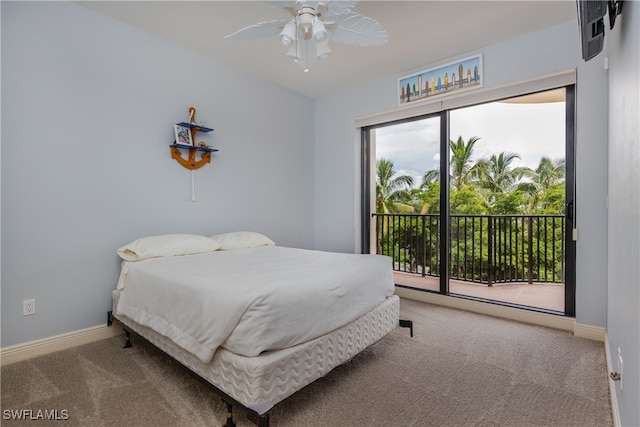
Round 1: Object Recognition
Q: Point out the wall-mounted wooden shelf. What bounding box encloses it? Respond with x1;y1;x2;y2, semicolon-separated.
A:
170;144;219;170
170;108;218;171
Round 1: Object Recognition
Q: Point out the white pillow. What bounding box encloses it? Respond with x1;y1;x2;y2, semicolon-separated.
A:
209;231;275;250
117;234;221;261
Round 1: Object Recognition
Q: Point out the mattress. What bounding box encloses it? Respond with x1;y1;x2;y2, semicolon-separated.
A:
112;290;399;414
115;246;395;361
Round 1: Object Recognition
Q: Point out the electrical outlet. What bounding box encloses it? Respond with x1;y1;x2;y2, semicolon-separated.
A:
23;299;35;316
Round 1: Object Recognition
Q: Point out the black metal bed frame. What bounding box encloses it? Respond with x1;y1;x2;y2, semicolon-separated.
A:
108;310;413;427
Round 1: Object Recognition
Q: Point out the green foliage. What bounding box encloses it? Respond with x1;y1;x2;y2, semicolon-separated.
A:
375;136;568;285
490;190;528;214
412;184;440;214
392;136;566;215
534;183;565;214
450;187;488;214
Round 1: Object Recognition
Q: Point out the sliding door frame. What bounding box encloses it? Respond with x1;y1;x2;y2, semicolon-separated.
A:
438;110;450;294
564;84;576;317
359;70;577;316
361;127;372;253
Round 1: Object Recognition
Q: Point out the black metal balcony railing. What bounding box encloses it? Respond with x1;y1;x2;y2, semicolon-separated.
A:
373;213;565;286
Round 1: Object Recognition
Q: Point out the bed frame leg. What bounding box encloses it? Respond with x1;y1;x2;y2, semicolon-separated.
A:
222;401;236;427
123;330;132;348
256;414;269;427
399;319;414;337
108;311;133;348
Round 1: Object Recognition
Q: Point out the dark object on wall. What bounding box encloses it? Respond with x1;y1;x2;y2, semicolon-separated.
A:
577;0;606;61
577;0;624;61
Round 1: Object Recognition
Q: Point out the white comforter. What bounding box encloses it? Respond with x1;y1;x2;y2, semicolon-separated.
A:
115;246;394;362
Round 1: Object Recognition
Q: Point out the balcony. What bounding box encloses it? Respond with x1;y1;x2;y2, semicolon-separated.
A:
373;213;566;312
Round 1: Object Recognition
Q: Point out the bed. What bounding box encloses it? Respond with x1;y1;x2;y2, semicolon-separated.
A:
108;232;407;426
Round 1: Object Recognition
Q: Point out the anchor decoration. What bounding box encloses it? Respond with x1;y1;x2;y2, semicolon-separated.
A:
170;107;218;170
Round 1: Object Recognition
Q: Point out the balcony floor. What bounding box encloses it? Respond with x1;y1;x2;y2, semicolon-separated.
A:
394;271;565;312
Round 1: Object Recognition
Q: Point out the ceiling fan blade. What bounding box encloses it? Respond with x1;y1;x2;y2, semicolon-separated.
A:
323;0;358;20
283;4;297;17
224;20;290;41
331;12;388;46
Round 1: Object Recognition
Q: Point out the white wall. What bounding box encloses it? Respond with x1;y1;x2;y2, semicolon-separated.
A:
1;1;316;347
606;1;640;425
314;21;609;329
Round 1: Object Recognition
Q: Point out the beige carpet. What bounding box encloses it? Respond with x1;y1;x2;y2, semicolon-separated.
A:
1;299;613;426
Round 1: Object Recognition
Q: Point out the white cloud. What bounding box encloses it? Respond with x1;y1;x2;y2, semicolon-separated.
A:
375;117;441;186
450;101;566;170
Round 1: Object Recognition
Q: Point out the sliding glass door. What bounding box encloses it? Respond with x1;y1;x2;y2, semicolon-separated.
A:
367;115;443;292
362;87;575;316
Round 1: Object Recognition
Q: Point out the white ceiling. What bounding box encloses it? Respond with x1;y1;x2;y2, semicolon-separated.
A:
77;1;578;99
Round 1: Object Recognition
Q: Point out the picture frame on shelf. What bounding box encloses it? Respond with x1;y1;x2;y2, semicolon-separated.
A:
174;124;193;147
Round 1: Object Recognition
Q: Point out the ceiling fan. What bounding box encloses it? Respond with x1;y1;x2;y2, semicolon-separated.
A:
224;0;388;72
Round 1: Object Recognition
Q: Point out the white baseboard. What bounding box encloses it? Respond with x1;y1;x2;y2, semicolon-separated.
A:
395;287;591;336
604;333;622;427
1;324;124;366
574;322;606;341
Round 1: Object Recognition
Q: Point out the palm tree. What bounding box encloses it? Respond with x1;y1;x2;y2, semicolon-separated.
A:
518;157;565;212
421;136;482;191
376;158;414;213
535;157;565;189
450;135;482;190
475;152;530;194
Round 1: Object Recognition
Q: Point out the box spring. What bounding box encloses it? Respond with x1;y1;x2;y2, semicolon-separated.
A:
112;291;399;415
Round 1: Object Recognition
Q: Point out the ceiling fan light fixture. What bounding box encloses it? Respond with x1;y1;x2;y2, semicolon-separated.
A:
279;21;297;46
312;18;327;41
315;40;332;60
286;43;301;62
